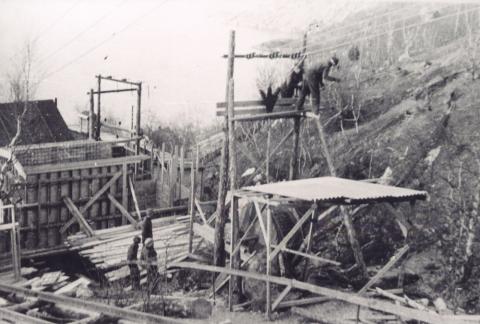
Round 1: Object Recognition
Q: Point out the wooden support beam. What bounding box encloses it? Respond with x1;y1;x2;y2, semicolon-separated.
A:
358;245;410;295
188;148;198;253
277;296;330;309
253;200;268;245
277;246;341;266
60;171;122;233
107;194;138;227
128;176;142;221
179;146;185;200
194;199;208;224
172;262;471;324
232;110;305;122
270;204;323;261
266;201;272;319
11;207;20;280
62;197;95;237
122;163;128;225
272;284;292;311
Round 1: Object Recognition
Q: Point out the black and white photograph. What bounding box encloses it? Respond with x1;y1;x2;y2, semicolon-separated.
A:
0;0;480;323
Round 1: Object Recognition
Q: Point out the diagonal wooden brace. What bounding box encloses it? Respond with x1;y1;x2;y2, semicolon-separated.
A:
107;193;138;227
60;171;122;234
63;197;95;237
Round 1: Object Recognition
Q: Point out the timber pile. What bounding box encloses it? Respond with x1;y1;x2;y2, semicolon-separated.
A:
65;215;201;282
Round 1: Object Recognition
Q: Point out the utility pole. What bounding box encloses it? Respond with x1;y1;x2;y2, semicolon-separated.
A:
136;82;142;155
89;89;94;139
96;75;101;140
214;30;235;267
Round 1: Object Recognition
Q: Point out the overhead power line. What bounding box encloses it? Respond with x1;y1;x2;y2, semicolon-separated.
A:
42;0;170;80
34;0;84;43
37;0;129;66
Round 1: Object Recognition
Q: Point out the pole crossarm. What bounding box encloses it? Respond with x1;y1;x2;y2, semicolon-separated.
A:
97;75;141;86
221;52;303;59
89;88;138;95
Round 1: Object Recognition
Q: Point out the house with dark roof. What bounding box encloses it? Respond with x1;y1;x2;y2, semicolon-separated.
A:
0;99;74;146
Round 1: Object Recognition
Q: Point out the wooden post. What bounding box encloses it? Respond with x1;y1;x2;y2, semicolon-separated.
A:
131;105;134;136
159;143;164;185
214;30;235;267
226;78;240;309
122;163;128;225
89;89;94;139
96;75;101;140
179;146;184;200
289;33;307;180
266;128;271;183
11;206;20;280
266;200;272;319
136;82;142;155
188;147;198;253
170;146;178;206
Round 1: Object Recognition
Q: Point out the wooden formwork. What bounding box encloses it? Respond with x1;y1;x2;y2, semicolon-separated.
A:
0;139;150;257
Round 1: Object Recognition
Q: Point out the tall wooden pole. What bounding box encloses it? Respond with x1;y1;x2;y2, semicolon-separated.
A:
214;30;235;267
96;75;101;140
289;33;307;180
89;89;94;140
188;147;198;254
266;201;272;319
136;82;142;155
227;78;240;309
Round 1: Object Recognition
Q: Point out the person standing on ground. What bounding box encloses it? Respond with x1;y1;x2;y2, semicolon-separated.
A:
127;236;141;290
141;213;153;243
141;238;159;293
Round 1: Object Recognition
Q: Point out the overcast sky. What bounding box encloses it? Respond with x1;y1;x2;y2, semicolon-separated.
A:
0;0;444;129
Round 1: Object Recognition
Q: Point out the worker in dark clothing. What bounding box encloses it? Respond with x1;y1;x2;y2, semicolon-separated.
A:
296;55;341;114
141;213;153;243
141;238;159;293
127;236;141;290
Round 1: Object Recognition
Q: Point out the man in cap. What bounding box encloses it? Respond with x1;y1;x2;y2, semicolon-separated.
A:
140;238;159;293
141;212;153;243
127;236;141;290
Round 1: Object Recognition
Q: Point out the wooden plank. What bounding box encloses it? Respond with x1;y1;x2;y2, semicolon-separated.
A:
194;199;208;224
172;262;471;324
0;283;187;324
107;194;138;227
278;246;341;266
62;197;94;237
0;307;51;324
60;171;122;234
128;176;142;221
232;110;306;122
216;98;296;108
277;296;330;309
24;155;149;175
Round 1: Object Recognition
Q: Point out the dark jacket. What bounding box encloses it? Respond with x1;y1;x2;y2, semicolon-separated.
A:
142;218;153;243
127;243;139;263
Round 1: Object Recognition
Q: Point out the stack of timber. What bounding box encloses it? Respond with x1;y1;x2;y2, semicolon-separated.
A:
66;216;200;282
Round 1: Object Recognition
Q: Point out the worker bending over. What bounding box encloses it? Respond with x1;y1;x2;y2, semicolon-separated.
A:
127;236;141;290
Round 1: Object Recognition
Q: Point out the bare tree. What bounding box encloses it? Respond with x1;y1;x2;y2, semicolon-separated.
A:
1;41;39;199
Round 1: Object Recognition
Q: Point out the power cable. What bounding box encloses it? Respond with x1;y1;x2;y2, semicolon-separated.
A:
42;0;170;80
37;0;129;66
